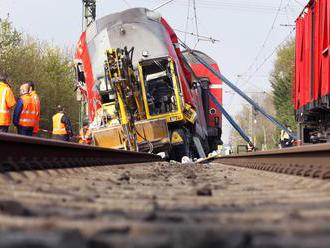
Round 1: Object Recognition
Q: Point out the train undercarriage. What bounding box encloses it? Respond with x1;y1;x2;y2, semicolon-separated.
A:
297;95;330;144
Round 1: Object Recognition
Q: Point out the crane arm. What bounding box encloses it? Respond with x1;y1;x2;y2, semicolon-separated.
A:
184;48;297;141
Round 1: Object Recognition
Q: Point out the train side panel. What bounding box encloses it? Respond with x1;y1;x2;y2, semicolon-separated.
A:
295;0;330;111
295;0;330;143
75;32;100;121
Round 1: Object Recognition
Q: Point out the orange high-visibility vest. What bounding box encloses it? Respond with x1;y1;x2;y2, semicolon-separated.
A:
79;127;92;144
30;91;40;133
0;82;16;126
19;94;36;127
52;113;67;135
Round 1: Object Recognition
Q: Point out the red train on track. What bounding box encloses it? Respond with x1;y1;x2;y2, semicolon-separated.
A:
294;0;330;143
74;2;223;159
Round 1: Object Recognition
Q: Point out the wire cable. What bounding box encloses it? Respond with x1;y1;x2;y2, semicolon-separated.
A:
152;0;175;11
246;27;295;83
133;0;290;13
184;0;191;43
174;29;219;43
192;0;199;40
242;0;284;78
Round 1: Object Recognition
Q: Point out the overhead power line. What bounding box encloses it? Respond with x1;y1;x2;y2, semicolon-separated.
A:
174;29;220;43
242;0;284;77
184;0;191;43
152;0;175;11
192;0;199;46
231;27;294;97
246;27;295;83
133;0;291;14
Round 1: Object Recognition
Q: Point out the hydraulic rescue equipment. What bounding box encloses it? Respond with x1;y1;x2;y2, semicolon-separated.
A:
92;48;170;152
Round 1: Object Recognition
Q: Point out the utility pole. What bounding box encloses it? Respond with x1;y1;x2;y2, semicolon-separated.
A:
249;104;253;142
82;0;96;29
262;126;267;151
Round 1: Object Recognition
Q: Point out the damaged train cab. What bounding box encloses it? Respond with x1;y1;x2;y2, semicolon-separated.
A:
74;7;223;160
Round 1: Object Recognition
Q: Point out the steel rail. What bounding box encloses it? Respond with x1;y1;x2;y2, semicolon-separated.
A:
214;144;330;179
0;133;162;173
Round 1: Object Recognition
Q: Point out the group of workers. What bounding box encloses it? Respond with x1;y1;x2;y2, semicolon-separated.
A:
0;71;92;144
0;75;39;136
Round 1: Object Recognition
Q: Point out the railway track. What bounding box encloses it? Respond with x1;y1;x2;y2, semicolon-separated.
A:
2;132;330;181
0;134;330;247
214;144;330;180
0;161;329;247
0;133;162;174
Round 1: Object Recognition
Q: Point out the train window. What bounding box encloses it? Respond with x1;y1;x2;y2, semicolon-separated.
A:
145;70;177;116
97;76;114;104
75;62;86;84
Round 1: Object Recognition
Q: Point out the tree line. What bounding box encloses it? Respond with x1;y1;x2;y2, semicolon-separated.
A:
0;17;79;136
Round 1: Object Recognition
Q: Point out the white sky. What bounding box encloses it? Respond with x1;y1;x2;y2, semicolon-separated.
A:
0;0;307;143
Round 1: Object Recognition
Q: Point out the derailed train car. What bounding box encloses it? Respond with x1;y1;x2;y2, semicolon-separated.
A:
74;7;223;159
294;0;330;143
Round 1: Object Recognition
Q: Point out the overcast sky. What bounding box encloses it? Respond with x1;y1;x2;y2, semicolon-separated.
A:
0;0;307;143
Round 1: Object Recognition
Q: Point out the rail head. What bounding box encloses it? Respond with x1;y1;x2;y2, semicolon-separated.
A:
0;133;162;173
214;144;330;180
220;143;330;158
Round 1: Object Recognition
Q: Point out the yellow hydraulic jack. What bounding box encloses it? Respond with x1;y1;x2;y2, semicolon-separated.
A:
105;48;139;151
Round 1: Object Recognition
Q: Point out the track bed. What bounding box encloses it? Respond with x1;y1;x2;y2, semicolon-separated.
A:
0;162;330;247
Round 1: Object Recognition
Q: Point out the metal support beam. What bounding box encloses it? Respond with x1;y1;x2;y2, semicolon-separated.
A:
208;92;254;148
188;50;297;140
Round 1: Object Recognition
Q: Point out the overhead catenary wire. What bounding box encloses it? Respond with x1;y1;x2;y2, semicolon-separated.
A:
184;0;191;43
246;27;295;83
176;0;219;47
152;0;175;11
174;29;219;43
192;0;199;46
133;0;292;13
233;27;295;98
242;0;284;78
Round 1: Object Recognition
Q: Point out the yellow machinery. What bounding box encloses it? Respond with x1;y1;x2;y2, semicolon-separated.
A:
93;48;171;153
104;48;138;151
92;47;198;156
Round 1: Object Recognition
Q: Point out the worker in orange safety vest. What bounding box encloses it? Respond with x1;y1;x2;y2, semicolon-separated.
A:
52;105;73;141
0;71;16;132
79;121;92;144
13;83;37;136
28;82;40;135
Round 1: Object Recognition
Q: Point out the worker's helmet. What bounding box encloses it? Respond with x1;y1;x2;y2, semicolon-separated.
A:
57;105;64;112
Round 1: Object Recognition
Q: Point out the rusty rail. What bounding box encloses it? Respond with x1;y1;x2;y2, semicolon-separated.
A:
214;144;330;179
0;133;162;173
